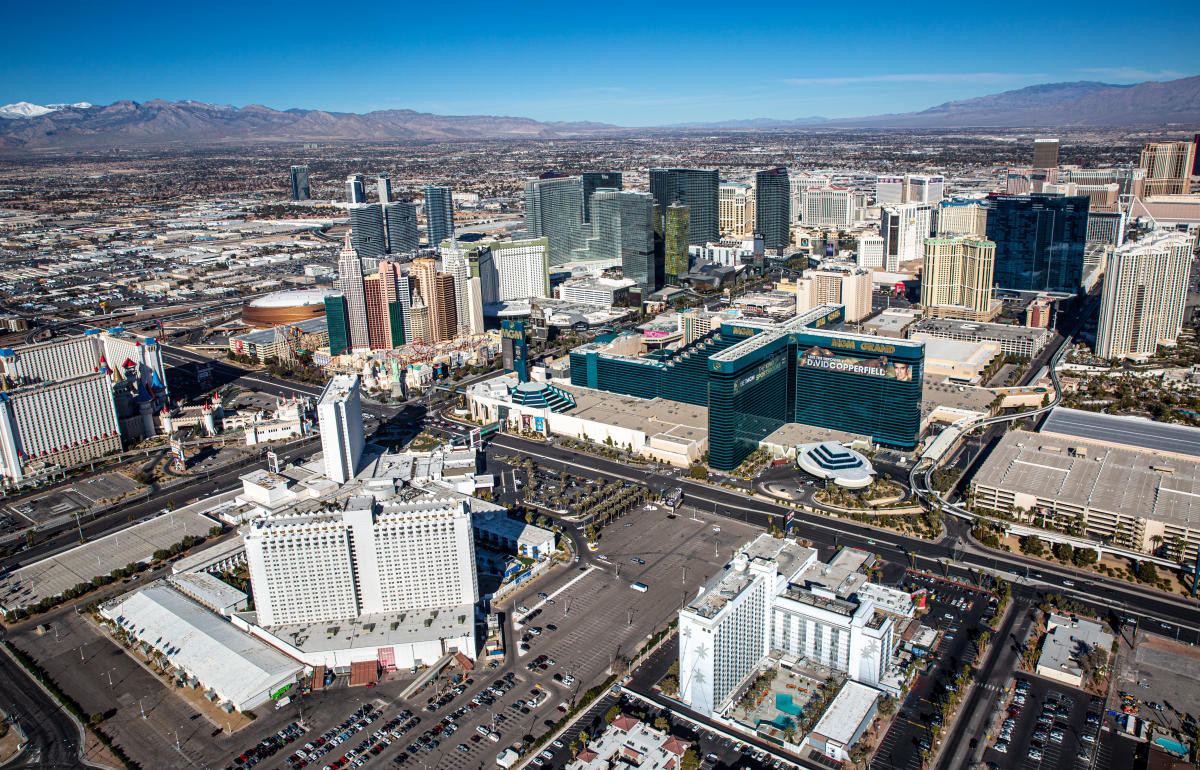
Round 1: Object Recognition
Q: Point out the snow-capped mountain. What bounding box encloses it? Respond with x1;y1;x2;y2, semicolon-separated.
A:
0;101;92;119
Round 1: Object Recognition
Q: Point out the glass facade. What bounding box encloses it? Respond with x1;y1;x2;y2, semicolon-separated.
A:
755;168;790;252
345;174;365;204
324;295;351;356
791;335;923;455
984;194;1089;293
383;202;418;255
524;176;585;266
664;204;689;286
387;301;405;351
581;172;622;223
349;204;386;259
708;343;793;471
424;186;455;246
649;169;719;245
589;190;655;291
290;165;310;201
569;304;922;471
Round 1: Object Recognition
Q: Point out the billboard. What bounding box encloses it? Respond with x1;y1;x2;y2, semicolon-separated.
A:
501;320;528;382
170;438;185;470
534;416;545;433
799;347;913;381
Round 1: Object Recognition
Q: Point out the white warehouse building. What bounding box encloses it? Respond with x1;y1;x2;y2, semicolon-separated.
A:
101;581;302;712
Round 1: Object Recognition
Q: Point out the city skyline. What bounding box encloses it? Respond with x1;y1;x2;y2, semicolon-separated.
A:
2;2;1197;125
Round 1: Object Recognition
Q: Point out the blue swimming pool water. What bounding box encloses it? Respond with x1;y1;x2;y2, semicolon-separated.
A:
1154;737;1187;756
775;693;802;716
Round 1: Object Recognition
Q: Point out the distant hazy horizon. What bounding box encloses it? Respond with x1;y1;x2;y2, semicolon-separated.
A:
3;0;1197;125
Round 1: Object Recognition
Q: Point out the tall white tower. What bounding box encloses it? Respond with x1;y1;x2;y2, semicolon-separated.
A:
317;374;364;483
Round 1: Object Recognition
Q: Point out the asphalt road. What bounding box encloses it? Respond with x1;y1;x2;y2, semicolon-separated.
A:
0;437;317;572
0;644;86;769
935;596;1033;770
485;433;1200;642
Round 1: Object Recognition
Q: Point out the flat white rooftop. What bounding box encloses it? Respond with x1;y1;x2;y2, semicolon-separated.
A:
810;680;881;745
102;582;301;709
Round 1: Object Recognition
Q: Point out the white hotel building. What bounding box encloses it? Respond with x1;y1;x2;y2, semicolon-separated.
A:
1096;231;1196;360
317;375;365;484
0;330;167;484
801;188;856;228
679;535;911;717
242;494;478;669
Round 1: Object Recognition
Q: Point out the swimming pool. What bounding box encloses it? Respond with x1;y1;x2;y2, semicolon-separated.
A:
1154;737;1188;757
775;693;803;716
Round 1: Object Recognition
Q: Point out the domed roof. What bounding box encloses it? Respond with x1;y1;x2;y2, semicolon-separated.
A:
247;289;338;309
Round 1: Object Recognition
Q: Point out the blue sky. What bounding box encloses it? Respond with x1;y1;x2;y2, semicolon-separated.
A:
3;0;1196;125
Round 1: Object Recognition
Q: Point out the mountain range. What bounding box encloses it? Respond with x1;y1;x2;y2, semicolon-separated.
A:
1;75;1197;150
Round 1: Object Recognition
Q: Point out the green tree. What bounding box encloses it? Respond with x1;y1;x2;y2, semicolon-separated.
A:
1137;561;1158;583
1020;535;1045;557
681;748;701;770
1073;548;1098;567
653;716;669;731
1054;542;1074;563
688;464;708;480
605;704;621;725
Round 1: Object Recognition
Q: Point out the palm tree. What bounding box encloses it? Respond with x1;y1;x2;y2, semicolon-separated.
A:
1150;535;1164;555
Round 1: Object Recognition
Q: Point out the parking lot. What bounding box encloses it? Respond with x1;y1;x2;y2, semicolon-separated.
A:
874;572;997;770
259;503;761;770
980;674;1107;770
343;506;757;770
1115;630;1200;735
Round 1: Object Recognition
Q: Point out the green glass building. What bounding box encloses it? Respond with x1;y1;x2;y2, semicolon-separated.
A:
324;295;351;357
569;304;923;470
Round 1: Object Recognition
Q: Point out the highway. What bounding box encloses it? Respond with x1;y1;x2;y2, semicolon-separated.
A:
0;644;88;769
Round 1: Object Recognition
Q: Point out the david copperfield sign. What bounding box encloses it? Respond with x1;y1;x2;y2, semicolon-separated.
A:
799;347;913;381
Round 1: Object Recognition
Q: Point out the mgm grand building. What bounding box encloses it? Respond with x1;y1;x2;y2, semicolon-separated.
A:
569;304;924;471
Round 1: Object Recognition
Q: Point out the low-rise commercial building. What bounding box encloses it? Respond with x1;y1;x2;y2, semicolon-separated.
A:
466;375;707;467
1036;614;1113;688
228;317;329;363
568;715;690;770
556;276;635;307
805;681;881;762
100;581;302;712
921;338;1001;385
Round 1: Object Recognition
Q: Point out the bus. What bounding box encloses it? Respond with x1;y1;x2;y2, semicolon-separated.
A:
630;582;648;593
663;487;683;510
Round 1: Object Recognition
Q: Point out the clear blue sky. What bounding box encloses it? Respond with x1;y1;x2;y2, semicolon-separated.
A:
4;0;1197;125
